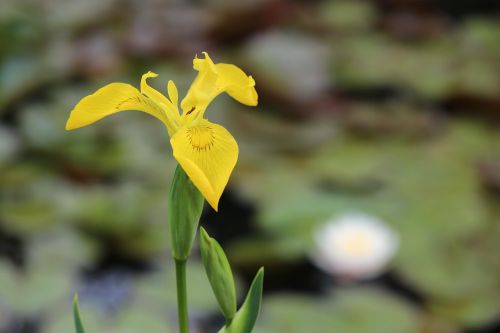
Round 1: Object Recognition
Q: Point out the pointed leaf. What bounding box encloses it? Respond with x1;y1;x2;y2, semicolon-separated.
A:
73;294;86;333
219;268;264;333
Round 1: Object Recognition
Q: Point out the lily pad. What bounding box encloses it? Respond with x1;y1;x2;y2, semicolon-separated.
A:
254;287;420;333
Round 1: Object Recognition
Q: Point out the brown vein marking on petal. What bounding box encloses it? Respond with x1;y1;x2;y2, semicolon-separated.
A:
115;95;165;118
186;125;216;152
140;95;166;113
115;96;141;110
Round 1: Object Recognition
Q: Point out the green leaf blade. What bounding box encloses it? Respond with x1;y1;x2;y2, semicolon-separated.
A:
73;294;86;333
220;268;264;333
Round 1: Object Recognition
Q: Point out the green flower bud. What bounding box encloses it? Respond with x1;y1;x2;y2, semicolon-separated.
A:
200;227;237;319
169;165;204;260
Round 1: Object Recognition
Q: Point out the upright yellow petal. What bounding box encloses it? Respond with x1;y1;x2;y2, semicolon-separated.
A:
141;71;171;106
141;72;180;125
167;80;179;107
181;52;220;115
170;119;238;211
65;83;170;130
180;52;258;115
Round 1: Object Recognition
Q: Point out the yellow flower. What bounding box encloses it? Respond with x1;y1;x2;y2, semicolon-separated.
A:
66;52;257;211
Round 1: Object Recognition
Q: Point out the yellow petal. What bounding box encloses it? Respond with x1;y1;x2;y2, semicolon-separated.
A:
216;64;258;106
180;52;258;115
141;71;171;106
65;83;170;130
181;52;219;114
170;119;238;211
167;80;179;107
141;72;180;124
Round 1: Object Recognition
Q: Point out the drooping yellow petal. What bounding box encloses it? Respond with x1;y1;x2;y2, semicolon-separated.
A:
65;82;170;131
170;119;238;211
216;64;258;106
180;52;258;115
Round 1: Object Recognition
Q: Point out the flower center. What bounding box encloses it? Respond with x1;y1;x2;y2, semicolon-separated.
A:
186;125;216;152
340;231;372;257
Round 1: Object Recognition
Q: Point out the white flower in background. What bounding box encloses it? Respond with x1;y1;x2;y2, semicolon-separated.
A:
313;213;399;279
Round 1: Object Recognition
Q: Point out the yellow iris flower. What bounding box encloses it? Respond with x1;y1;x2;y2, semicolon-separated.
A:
66;52;258;211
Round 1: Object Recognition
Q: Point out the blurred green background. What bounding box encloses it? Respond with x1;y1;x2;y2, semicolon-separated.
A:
1;0;500;332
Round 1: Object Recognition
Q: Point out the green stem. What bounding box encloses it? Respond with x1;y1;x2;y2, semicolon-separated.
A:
175;259;189;333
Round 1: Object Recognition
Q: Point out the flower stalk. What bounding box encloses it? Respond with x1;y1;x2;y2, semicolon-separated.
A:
175;259;189;333
168;164;204;333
